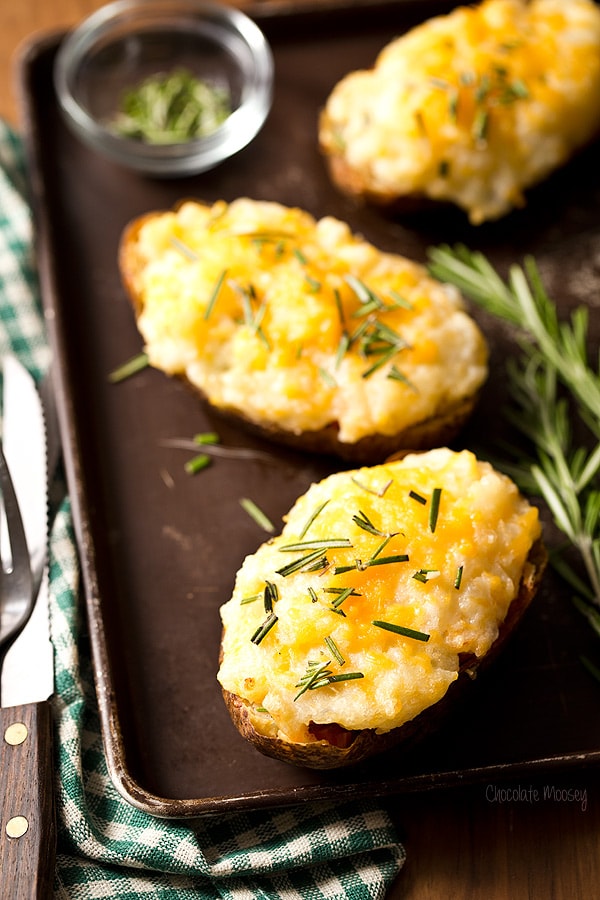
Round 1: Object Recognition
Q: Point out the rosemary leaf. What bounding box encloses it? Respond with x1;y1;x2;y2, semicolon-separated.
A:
184;453;211;475
427;244;600;658
372;620;430;642
240;498;275;533
108;352;149;383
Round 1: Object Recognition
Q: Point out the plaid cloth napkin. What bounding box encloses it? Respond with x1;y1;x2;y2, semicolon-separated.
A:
0;120;406;899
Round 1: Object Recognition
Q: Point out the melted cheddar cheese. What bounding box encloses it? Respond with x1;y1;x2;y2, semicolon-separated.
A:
217;448;542;744
129;198;487;444
319;0;600;224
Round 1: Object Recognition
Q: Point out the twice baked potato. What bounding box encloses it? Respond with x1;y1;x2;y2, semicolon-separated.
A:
217;448;546;769
119;198;487;462
319;0;600;225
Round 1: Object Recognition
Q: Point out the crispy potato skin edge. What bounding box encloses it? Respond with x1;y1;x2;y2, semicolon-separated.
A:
220;538;548;770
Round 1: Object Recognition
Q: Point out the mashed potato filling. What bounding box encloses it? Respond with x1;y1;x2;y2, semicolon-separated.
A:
130;198;487;445
319;0;600;224
217;448;541;744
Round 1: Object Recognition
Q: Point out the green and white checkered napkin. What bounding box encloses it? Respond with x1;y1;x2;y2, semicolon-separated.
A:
0;120;406;899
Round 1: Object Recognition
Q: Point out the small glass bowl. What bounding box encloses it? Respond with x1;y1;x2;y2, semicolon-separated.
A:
54;0;274;177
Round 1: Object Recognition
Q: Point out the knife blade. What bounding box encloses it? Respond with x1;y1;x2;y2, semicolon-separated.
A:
0;355;56;899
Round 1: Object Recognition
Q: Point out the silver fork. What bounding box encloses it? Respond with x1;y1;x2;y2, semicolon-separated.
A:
0;441;33;665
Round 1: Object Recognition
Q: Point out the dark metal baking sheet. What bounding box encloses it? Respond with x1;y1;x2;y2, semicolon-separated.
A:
17;1;600;818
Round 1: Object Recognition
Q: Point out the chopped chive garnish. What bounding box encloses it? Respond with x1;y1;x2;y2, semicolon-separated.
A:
335;332;350;369
305;556;329;572
305;275;321;292
362;554;409;567
184;453;211;474
454;565;464;590
387;366;417;391
294;660;332;699
372;620;430;642
263;580;279;614
108;69;232;143
475;73;490;103
371;535;393;558
233;230;294;242
344;273;375;306
412;568;441;583
334;553;409;574
280;538;352;552
293;248;308;265
327;672;364;685
429;488;442;532
448;87;459;121
250;613;278;645
409;490;427;505
234;281;270;348
319;367;337;387
334;288;346;327
325;586;362;595
294;659;363;700
170;235;198;260
509;79;529;99
193;432;220;445
276;548;328;577
430;76;451;91
352;509;386;536
108;351;149;383
324;636;345;666
473;108;489;142
351;475;393;497
299;500;330;539
240;498;275;533
204;268;227;320
326;586;360;608
388;290;414;310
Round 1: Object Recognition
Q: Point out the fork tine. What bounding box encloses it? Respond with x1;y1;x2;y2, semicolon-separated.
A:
0;441;33;642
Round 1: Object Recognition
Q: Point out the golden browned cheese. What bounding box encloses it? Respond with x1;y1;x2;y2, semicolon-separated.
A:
217;448;542;748
319;0;600;224
120;198;488;452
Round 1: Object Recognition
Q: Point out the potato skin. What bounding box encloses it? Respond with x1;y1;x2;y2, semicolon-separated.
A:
201;389;480;464
220;538;547;769
119;206;484;464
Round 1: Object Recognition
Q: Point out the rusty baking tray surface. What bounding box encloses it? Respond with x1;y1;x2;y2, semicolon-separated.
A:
18;1;600;817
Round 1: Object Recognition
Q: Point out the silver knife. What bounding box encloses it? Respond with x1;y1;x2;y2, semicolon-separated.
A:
0;355;56;898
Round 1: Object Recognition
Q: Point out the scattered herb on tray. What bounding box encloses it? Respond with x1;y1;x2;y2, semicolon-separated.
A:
240;497;276;533
108;351;149;383
108;68;232;144
428;244;600;679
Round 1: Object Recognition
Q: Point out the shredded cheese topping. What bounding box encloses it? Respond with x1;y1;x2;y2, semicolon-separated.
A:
319;0;600;224
129;198;487;444
217;448;542;744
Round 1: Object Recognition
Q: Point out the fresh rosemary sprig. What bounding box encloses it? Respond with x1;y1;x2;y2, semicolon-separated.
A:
428;245;600;670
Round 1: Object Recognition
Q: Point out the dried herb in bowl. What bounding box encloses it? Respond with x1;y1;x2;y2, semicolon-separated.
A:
108;68;232;144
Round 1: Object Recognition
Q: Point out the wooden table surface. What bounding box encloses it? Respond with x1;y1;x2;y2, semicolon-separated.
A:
2;2;599;898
